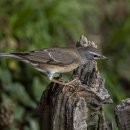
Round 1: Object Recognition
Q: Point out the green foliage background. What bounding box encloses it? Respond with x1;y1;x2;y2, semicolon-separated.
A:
0;0;130;129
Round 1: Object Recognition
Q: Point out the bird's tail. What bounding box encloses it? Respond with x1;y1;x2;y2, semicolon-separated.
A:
0;53;23;60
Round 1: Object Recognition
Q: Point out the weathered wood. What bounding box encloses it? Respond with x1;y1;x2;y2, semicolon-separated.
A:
0;100;14;130
38;36;112;130
115;98;130;130
97;108;113;130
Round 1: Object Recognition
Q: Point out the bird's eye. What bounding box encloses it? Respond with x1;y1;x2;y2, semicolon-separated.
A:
93;55;100;59
94;55;98;58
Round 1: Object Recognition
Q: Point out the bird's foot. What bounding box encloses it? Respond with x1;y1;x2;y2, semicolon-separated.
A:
51;78;77;86
65;78;77;86
51;78;65;85
51;78;78;93
62;78;78;93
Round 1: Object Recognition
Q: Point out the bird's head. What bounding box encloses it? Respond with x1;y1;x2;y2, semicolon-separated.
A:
77;46;107;63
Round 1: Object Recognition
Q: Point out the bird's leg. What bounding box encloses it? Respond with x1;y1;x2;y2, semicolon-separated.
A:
49;73;78;93
50;77;78;94
51;78;77;86
50;78;65;85
48;73;65;85
49;73;65;85
65;78;77;85
49;73;64;91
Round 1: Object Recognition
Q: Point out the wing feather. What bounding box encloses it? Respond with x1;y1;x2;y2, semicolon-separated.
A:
12;48;79;66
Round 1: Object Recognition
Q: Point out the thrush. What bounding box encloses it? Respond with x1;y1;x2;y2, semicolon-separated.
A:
0;46;107;85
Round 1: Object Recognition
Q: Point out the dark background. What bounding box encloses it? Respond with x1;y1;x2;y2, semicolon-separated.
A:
0;0;130;129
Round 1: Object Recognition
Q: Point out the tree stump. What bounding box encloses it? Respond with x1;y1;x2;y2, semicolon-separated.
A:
38;36;112;130
115;98;130;130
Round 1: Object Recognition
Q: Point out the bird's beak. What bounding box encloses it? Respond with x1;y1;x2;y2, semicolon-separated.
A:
101;55;108;60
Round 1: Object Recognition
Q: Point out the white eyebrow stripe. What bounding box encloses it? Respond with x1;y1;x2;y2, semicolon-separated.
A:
44;50;60;62
88;51;100;56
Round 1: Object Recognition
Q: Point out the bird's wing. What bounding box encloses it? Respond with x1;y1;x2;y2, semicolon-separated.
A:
12;48;79;66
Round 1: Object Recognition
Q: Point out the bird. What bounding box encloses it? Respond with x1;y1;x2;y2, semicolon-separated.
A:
0;46;107;85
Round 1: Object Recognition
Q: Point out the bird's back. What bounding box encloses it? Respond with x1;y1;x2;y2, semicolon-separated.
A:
0;47;81;74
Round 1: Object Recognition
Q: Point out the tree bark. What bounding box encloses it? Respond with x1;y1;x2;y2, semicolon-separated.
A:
115;98;130;130
38;36;112;130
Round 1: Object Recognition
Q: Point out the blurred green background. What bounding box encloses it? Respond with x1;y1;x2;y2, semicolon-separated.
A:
0;0;130;129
